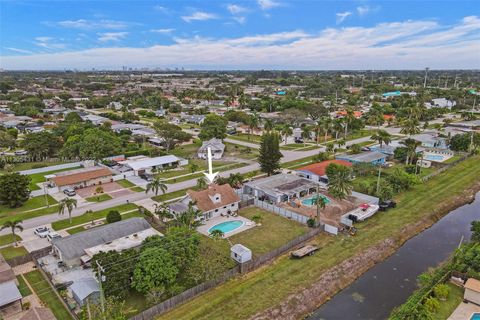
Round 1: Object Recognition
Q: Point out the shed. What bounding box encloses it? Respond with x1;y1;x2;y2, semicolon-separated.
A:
231;244;252;263
70;278;100;307
464;278;480;305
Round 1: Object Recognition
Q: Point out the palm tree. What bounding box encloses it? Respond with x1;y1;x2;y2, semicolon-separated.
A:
343;108;356;138
400;118;421;136
1;220;23;246
174;202;202;229
312;192;327;227
189;163;199;174
280;124;292;145
400;138;421;165
327;166;353;200
301;126;311;146
154;203;173;225
333;119;343;140
145;177;167;196
371;130;392;147
227;173;244;189
196;176;208;190
210;229;224;240
247;113;259;140
263;119;274;132
321;117;332;143
58;197;77;224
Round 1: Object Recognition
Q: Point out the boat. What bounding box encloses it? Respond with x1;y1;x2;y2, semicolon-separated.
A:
347;203;380;222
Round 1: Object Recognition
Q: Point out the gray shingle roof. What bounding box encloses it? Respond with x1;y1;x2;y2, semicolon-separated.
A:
53;218;151;260
71;278;100;301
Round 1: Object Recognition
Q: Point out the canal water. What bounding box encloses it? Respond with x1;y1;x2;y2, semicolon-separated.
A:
309;192;480;320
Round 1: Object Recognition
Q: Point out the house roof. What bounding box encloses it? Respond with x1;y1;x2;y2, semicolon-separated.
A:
70;278;100;301
465;278;480;292
52;167;112;187
121;155;182;171
198;138;225;152
19;307;56;320
187;184;240;212
336;151;387;163
0;260;15;283
52;218;151;260
0;280;22;307
244;174;318;197
297;160;352;176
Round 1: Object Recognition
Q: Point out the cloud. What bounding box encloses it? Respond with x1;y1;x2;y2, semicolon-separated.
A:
182;11;218;22
336;11;352;24
3;17;479;70
227;4;247;14
34;37;65;49
153;6;169;14
233;16;246;24
4;47;33;54
257;0;281;10
150;28;175;34
56;19;130;30
357;5;380;16
97;32;128;42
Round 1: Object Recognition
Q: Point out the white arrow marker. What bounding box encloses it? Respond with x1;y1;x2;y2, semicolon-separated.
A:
204;147;219;183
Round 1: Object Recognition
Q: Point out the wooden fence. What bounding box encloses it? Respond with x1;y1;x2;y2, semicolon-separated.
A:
130;228;321;320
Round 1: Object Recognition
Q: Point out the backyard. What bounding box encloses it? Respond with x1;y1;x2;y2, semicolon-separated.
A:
157;155;480;320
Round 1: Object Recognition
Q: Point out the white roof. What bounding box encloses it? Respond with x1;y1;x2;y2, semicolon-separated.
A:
121;155;182;171
0;280;22;306
231;244;251;254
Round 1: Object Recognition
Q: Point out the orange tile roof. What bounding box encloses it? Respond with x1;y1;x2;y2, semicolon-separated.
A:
52;167;112;187
187;184;240;212
337;111;363;118
297;160;352;176
465;278;480;292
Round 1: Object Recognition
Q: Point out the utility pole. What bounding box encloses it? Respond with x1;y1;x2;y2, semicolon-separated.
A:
376;165;382;194
43;183;49;208
96;261;106;320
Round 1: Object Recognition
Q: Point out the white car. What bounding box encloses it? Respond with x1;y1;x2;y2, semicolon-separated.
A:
47;232;61;242
34;226;50;238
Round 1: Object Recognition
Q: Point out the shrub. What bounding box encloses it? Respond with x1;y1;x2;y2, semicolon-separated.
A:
106;210;121;223
307;218;316;228
433;284;450;301
404;164;417;174
251;214;263;224
31;163;46;169
22;301;31;310
423;296;440;313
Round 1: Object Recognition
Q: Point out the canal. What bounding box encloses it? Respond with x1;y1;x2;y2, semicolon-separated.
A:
309;192;480;320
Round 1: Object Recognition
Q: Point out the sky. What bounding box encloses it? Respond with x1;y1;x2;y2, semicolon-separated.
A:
0;0;479;70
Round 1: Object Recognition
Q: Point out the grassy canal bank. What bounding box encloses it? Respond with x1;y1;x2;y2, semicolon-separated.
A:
157;155;480;320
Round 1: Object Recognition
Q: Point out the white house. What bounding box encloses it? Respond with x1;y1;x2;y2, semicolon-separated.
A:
231;244;252;264
197;138;225;159
119;155;188;176
169;184;240;220
464;278;480;305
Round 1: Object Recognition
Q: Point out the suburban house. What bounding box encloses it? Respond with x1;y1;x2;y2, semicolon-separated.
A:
47;166;113;191
0;255;22;317
464;278;480;305
197;138;225;159
410;133;448;149
336;151;387;165
69;278;100;307
52;218;160;267
243;174;318;203
181;114;205;125
425;98;456;109
119;155;188;176
169;184;240;220
296;160;353;185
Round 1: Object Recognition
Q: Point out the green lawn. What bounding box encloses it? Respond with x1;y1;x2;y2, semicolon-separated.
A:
227;133;262;144
66;210;144;235
231;207;309;256
281;155;317;169
0;234;21;246
51;203;138;231
157;155;480;320
224;142;258;160
27;166;81;191
152;188;189;202
346;129;374;141
0;161;69;174
132;186;145;192
24;270;73;320
443;155;463;164
85;193;113;202
17;275;32;297
434;283;464;319
0;196;58;225
116;179;136;188
0;246;28;260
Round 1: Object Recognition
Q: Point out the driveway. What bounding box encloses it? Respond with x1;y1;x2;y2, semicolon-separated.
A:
75;182;124;198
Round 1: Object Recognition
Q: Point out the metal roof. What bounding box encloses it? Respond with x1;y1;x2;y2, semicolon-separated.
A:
121;155;182;171
70;278;100;301
0;280;22;307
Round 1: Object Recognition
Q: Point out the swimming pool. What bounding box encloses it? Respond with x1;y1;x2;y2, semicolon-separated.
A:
208;220;244;234
470;313;480;320
301;195;331;206
423;154;446;161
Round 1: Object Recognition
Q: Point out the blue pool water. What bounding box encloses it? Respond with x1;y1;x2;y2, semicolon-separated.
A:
301;195;331;206
471;313;480;320
424;154;445;161
208;220;243;234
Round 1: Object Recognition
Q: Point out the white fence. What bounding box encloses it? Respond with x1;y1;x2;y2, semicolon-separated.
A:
19;162;82;175
254;199;310;225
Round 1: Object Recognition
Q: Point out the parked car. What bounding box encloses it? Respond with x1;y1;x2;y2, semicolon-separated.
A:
379;200;397;211
140;174;153;182
34;226;50;238
14;150;28;156
294;138;304;144
63;188;76;196
47;232;61;242
361;146;371;152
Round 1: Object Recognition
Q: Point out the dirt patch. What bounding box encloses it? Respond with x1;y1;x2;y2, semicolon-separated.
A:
250;182;480;320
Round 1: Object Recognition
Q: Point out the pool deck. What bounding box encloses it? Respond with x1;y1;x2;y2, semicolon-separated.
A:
448;302;480;320
197;215;255;238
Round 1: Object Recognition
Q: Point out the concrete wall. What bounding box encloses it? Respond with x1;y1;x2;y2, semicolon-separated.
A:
465;288;480;305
